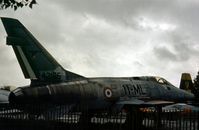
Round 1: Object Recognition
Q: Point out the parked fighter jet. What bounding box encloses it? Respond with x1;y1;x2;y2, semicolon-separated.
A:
1;18;194;113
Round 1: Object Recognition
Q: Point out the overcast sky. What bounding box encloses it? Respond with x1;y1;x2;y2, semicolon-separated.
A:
0;0;199;87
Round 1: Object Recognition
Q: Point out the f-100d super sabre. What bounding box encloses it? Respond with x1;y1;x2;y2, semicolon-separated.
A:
1;18;194;113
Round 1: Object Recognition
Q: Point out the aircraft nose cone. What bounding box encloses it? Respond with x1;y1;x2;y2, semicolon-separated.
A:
9;88;24;104
185;92;195;100
9;91;17;103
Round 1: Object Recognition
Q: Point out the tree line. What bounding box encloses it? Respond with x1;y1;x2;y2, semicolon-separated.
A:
193;71;199;99
0;0;36;10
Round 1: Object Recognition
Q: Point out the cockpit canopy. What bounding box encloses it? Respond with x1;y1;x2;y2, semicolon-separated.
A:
131;76;173;86
154;77;173;85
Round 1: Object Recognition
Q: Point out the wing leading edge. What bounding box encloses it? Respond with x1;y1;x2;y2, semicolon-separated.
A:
117;98;174;107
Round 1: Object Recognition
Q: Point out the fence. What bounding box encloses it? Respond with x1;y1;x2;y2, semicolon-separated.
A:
0;103;198;130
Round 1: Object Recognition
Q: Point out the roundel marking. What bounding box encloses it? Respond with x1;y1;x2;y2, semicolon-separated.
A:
104;88;112;98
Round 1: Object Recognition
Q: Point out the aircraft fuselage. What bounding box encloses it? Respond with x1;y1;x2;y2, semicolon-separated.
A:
9;76;194;111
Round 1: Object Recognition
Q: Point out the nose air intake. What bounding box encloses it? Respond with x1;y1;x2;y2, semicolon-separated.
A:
9;88;24;104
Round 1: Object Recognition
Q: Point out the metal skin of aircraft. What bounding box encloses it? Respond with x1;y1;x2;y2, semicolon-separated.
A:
0;18;194;114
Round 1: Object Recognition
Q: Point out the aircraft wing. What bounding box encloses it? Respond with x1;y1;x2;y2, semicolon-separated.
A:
143;100;174;106
116;98;145;105
117;98;174;107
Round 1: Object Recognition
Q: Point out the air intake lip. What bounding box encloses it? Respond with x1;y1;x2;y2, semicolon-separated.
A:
8;91;17;104
9;88;24;104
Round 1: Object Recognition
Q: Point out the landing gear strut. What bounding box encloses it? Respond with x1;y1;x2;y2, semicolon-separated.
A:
125;106;143;130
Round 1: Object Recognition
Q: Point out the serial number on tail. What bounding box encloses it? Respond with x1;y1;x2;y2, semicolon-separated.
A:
40;72;62;81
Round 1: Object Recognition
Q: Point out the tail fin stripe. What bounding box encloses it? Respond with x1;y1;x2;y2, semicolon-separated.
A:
16;46;37;79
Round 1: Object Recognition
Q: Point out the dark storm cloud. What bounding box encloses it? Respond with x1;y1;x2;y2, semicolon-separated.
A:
0;0;199;87
154;31;199;62
153;46;177;61
54;0;199;29
153;34;199;63
170;33;199;57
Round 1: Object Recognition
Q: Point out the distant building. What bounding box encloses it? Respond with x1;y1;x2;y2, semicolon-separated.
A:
180;73;194;93
0;85;16;91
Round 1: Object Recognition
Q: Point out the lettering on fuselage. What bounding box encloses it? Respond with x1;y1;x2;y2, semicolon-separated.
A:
40;72;61;81
122;84;146;96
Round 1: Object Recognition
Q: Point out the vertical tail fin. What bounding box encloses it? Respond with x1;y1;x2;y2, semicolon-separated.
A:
179;73;194;93
1;17;84;85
